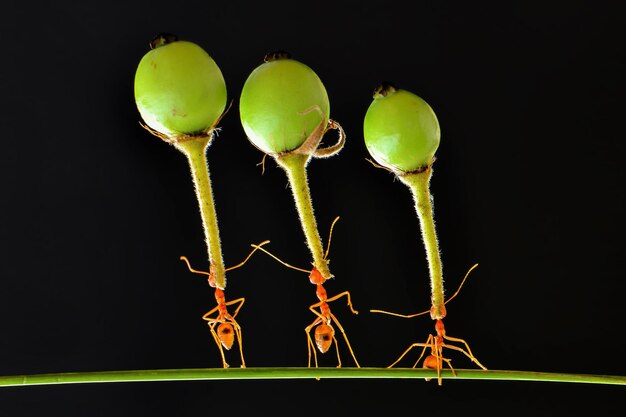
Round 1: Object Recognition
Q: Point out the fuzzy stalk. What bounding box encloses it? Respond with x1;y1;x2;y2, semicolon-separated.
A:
175;135;226;289
275;152;331;279
399;165;445;319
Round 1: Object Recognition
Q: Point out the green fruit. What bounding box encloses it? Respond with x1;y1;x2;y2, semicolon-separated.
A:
363;84;440;173
239;53;330;154
134;34;227;138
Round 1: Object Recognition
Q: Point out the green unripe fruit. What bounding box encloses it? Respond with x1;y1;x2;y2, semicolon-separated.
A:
134;34;227;138
364;84;440;173
239;53;330;154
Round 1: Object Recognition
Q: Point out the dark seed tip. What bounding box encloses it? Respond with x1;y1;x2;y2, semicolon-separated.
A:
373;82;397;99
150;33;178;50
264;50;292;62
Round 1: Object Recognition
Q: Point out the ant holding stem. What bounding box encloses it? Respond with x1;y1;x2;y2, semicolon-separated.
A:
251;217;360;368
239;52;359;368
180;240;270;368
363;83;487;384
371;263;487;385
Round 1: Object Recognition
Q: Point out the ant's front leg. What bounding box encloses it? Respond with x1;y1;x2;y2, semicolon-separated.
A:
224;297;245;318
325;290;358;314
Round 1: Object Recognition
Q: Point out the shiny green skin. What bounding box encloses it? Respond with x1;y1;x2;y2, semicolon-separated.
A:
364;89;440;173
239;59;330;154
134;41;226;137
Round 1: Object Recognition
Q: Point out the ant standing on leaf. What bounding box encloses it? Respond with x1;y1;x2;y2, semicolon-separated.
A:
180;240;270;368
371;264;487;385
251;217;360;368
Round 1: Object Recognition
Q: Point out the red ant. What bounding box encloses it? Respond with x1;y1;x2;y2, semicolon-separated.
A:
251;217;360;368
371;264;487;385
180;240;270;368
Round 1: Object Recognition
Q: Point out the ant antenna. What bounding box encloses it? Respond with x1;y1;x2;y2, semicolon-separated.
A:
443;263;478;306
370;263;479;318
180;240;271;276
249;244;311;274
180;256;211;276
324;216;340;260
225;240;271;272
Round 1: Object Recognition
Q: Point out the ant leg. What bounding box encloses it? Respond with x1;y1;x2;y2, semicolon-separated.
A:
433;353;443;386
206;319;229;368
329;312;360;368
233;320;245;368
225;297;245;318
201;305;221;321
389;334;434;368
410;337;434;368
201;306;231;367
442;356;455;377
432;354;455;386
308;302;329;323
388;342;432;368
305;316;324;368
332;334;341;368
418;343;453;386
441;337;487;370
325;291;358;315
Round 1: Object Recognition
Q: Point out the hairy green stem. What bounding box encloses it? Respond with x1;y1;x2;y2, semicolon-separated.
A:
1;368;624;386
175;136;226;289
399;166;445;319
275;152;331;279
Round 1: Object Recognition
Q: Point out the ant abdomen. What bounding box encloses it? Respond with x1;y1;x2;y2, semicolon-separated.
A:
314;324;335;353
217;323;235;350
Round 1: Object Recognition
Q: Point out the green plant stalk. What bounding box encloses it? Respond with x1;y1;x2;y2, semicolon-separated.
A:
175;135;226;289
398;166;445;319
275;152;331;279
1;368;624;386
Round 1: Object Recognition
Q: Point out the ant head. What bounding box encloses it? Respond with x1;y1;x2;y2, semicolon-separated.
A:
216;323;235;350
314;323;335;353
434;319;446;336
309;267;326;285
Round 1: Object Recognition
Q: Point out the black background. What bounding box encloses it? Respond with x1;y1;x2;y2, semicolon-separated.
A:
1;1;624;416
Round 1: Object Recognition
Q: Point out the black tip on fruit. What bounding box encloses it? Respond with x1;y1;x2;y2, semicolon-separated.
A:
150;33;178;50
264;50;292;63
373;82;397;99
